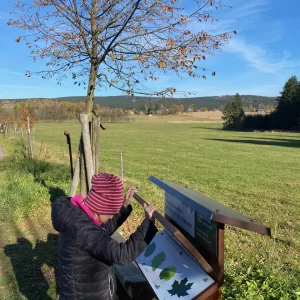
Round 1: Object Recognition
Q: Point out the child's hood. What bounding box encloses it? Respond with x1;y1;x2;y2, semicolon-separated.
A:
51;196;77;232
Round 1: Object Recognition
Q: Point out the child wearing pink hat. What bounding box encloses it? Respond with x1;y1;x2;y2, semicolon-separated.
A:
52;173;157;300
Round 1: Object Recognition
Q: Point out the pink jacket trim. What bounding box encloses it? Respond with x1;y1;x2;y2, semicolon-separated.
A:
71;194;102;226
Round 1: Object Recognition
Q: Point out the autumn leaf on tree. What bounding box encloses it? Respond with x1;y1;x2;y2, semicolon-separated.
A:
166;37;175;48
8;0;233;114
151;252;166;271
168;277;194;297
109;53;115;62
144;242;156;258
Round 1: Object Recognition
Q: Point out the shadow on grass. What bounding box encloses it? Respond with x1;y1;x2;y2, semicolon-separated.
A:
48;187;67;204
204;138;300;148
190;126;223;130
0;141;72;299
250;137;300;142
4;234;59;300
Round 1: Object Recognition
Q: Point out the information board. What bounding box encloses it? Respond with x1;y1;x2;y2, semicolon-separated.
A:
195;212;218;256
165;193;218;256
164;193;195;237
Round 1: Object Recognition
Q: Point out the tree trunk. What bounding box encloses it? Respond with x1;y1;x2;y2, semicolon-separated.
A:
85;62;98;113
85;1;99;114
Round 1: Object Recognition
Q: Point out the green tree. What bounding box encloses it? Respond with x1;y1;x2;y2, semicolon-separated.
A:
222;93;244;129
276;76;300;129
154;103;160;113
277;75;298;109
243;76;300;130
140;104;147;113
222;102;234;128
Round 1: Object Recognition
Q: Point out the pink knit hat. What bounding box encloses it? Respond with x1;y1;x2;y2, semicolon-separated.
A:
84;173;124;215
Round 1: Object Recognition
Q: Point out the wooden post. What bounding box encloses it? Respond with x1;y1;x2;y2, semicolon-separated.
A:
3;124;7;138
27;117;33;159
91;116;97;172
64;131;74;178
39;141;44;158
80;113;94;191
120;150;124;182
80;140;87;198
94;117;100;174
69;151;80;197
69;135;84;197
204;224;224;300
32;134;35;154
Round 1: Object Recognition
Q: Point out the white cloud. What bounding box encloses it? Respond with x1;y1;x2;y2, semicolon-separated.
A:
197;0;300;74
0;84;39;89
195;0;269;34
234;1;269;18
226;38;300;73
0;68;26;77
0;68;57;83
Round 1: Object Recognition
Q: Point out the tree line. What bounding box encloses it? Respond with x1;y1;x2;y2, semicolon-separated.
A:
2;95;277;112
0;99;133;126
223;76;300;131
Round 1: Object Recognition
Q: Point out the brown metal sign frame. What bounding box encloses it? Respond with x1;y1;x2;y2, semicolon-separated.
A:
147;176;271;300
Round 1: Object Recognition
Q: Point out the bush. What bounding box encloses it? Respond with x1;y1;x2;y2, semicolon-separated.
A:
223;260;300;300
0;145;70;219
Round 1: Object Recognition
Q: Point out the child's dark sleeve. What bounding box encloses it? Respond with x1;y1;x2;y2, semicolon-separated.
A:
82;218;158;265
102;205;133;236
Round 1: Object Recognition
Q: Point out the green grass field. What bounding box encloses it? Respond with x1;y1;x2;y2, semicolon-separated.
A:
0;116;300;299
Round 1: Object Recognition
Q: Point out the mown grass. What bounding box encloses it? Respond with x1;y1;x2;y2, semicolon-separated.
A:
1;115;300;299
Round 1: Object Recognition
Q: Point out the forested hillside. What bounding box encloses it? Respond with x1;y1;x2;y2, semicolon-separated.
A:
1;95;276;111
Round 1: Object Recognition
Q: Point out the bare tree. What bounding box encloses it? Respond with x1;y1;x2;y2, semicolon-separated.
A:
8;0;234;113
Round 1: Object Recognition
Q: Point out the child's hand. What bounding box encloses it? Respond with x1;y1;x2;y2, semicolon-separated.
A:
123;186;137;208
144;203;157;222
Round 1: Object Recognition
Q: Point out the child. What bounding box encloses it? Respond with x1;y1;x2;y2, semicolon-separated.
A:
52;173;158;300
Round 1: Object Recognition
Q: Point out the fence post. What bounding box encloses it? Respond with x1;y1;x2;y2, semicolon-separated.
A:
69;148;80;197
27;117;33;159
94;116;100;174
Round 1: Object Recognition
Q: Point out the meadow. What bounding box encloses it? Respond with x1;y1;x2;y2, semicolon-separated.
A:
0;115;299;299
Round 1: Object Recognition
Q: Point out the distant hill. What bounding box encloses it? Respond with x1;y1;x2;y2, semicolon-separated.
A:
0;95;277;110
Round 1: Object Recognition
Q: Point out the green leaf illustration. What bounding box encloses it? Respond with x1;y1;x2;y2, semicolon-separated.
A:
159;265;176;281
168;277;194;297
151;251;166;271
144;242;156;257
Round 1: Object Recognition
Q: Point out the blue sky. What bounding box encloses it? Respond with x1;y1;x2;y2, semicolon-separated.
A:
0;0;299;99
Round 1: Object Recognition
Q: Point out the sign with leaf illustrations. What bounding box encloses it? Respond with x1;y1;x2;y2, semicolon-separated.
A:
136;229;215;299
